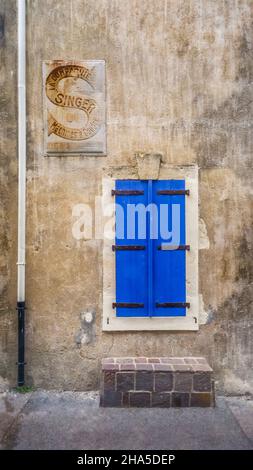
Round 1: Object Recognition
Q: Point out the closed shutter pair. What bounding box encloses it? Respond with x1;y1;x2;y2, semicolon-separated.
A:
112;180;190;317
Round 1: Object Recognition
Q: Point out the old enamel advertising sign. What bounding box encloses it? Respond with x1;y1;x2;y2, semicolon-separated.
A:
43;60;106;154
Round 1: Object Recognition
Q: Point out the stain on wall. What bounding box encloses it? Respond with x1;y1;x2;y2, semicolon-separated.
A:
0;14;5;46
75;310;96;347
0;0;252;394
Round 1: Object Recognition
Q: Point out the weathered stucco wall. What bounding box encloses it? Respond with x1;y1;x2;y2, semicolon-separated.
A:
0;0;252;394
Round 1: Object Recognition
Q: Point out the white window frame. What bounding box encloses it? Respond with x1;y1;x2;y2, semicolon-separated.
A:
102;165;199;331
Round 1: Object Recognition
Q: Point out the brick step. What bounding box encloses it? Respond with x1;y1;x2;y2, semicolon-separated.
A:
100;357;215;408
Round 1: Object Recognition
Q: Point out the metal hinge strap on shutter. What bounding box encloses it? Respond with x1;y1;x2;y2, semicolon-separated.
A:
156;302;190;308
157;245;190;251
112;302;144;308
157;189;190;195
112;245;146;251
112;190;144;196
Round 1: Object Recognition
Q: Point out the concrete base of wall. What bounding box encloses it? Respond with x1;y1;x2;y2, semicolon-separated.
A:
100;357;215;407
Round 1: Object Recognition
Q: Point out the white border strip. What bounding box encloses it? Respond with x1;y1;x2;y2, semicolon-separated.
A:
102;165;199;331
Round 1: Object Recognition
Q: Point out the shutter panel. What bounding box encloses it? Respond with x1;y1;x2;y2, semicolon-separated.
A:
153;180;187;316
113;179;188;318
114;180;148;317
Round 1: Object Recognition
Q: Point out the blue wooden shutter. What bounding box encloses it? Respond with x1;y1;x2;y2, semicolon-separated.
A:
153;180;187;317
113;179;188;317
114;180;148;317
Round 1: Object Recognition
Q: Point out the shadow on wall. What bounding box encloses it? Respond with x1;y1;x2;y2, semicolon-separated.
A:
210;231;253;394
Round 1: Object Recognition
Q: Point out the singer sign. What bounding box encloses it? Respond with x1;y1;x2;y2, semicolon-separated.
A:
43;60;106;154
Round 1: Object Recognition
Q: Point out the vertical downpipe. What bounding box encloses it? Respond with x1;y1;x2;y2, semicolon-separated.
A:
17;0;26;386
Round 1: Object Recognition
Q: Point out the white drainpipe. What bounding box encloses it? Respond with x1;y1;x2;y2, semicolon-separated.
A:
17;0;26;386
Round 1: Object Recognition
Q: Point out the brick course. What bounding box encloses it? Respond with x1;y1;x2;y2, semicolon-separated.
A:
152;392;171;407
103;371;116;391
116;372;135;391
136;371;153;391
172;392;190;407
100;357;215;408
193;372;212;391
174;372;193;392
129;392;151;407
154;372;173;392
191;392;212;407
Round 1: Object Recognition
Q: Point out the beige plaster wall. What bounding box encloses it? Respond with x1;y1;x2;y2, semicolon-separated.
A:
0;0;252;393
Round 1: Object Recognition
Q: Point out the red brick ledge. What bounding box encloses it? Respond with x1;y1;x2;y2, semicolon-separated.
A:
101;357;213;372
100;357;215;408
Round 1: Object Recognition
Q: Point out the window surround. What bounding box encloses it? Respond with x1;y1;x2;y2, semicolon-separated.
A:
102;164;199;331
